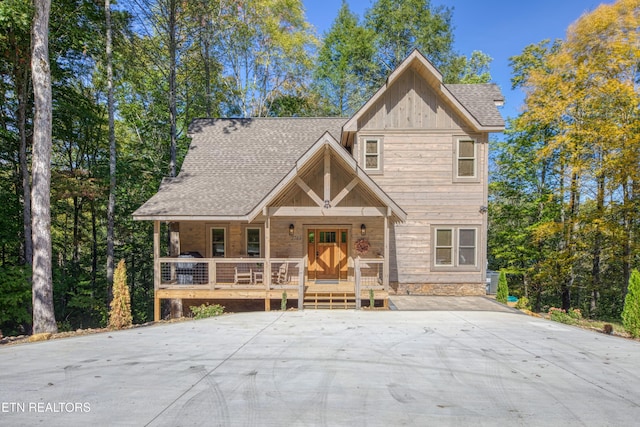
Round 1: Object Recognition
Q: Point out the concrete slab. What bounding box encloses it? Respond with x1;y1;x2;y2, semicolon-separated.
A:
1;311;639;426
389;295;516;312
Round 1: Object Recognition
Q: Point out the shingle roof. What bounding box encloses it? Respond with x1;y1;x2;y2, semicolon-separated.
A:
133;118;346;218
446;83;505;128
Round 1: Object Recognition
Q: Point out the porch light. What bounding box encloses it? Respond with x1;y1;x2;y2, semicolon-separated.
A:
360;224;366;236
289;224;295;236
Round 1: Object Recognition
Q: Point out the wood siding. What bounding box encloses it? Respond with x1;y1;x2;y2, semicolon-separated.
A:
358;67;465;131
354;66;490;289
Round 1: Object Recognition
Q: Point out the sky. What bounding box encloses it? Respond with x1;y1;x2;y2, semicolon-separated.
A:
302;0;609;124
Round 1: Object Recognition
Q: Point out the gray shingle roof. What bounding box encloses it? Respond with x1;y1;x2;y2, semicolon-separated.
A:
133;118;346;218
446;83;505;128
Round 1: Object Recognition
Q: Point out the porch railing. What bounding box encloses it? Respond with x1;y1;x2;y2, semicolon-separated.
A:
157;257;303;291
354;257;386;309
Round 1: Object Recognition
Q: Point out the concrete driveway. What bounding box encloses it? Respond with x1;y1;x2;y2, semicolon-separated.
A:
1;310;639;426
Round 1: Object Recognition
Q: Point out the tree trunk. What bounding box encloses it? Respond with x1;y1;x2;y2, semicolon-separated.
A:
31;0;57;334
168;0;182;317
106;0;116;303
17;63;33;268
168;0;177;178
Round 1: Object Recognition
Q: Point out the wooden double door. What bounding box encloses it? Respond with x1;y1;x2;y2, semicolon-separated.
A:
307;228;348;280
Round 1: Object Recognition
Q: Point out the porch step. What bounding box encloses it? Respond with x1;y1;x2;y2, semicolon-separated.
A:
303;291;356;310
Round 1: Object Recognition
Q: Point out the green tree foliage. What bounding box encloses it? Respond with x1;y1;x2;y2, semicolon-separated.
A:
622;270;640;338
109;259;132;329
0;266;32;335
490;0;640;316
496;270;508;304
314;1;376;116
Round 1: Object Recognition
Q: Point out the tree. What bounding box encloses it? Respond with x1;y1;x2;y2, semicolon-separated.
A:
492;0;640;315
622;270;640;338
31;0;57;333
496;270;508;304
105;0;116;301
109;259;132;329
314;1;376;116
216;0;317;117
364;0;462;83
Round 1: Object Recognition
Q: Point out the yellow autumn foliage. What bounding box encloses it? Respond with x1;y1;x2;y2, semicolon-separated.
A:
109;259;132;329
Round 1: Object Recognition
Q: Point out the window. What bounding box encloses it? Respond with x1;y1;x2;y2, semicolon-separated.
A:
435;229;453;265
246;228;261;257
211;228;225;257
433;227;477;268
319;231;336;243
363;138;381;172
457;139;476;178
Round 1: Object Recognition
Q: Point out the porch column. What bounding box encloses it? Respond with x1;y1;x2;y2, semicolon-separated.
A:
169;222;182;318
383;211;390;291
153;220;161;321
265;212;271;289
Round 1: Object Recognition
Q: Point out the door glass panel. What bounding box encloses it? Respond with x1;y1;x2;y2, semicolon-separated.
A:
341;231;347;244
319;231;336;243
308;231;315;243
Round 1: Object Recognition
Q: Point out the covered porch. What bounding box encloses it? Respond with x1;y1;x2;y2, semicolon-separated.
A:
152;220;391;320
138;131;406;319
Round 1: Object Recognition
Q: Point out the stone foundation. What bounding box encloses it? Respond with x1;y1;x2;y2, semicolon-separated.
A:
392;283;485;296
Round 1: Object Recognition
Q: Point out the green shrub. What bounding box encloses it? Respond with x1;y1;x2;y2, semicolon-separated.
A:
515;296;531;310
190;303;224;319
549;307;574;324
622;269;640;338
496;270;508;304
281;291;287;311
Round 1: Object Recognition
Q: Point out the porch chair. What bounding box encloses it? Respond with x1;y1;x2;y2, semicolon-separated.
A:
272;263;289;285
234;267;253;286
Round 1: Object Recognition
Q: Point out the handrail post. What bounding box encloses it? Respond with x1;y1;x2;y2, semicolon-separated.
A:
355;256;361;309
298;258;305;311
210;259;216;290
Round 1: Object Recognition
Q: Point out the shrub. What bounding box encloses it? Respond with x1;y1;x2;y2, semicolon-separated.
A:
622;269;640;338
281;291;287;311
548;307;581;325
496;270;508;304
108;260;132;329
190;303;224;319
515;296;531;310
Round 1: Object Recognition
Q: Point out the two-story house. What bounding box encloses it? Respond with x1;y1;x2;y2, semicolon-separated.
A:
133;50;505;319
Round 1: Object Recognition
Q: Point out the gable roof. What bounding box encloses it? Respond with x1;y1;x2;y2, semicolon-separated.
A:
343;49;505;132
247;131;406;223
133;118;346;220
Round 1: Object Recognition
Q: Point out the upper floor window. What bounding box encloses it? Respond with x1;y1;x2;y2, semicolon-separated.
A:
457;139;476;178
363;138;382;172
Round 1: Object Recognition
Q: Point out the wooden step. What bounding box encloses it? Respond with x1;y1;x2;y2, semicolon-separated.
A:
303;291;356;310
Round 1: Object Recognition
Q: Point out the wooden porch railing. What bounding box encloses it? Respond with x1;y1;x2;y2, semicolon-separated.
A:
156;257;304;291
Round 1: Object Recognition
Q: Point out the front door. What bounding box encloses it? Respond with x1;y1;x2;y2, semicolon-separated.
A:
308;229;348;280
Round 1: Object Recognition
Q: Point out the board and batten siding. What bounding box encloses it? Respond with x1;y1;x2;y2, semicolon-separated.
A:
353;67;490;293
357;67;466;132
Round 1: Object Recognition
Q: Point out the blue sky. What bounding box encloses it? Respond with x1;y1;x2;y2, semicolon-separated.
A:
303;0;608;123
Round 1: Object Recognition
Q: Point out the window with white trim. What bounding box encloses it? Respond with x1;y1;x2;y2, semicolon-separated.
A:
210;227;226;257
457;139;476;178
363;138;381;171
434;227;477;268
246;227;261;257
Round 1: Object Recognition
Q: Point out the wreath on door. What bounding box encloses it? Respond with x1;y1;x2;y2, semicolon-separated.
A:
355;238;370;255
